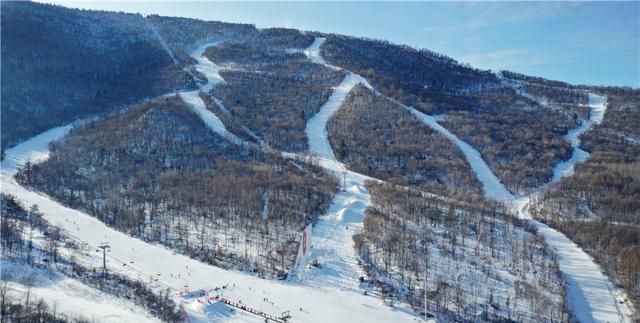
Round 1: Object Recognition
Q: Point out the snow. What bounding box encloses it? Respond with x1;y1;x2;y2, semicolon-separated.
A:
179;90;242;145
299;38;389;293
177;41;245;145
303;37;335;69
552;93;607;182
1;261;160;323
518;201;633;323
405;87;630;322
1;124;73;178
183;300;256;323
305;73;371;164
188;42;227;92
425;87;629;322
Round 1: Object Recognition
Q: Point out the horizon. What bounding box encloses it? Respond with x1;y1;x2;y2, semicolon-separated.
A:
42;1;640;87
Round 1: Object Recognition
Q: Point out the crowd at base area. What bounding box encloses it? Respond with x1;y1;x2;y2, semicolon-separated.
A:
182;285;294;323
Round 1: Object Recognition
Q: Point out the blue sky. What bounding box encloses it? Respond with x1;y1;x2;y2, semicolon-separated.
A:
50;1;639;87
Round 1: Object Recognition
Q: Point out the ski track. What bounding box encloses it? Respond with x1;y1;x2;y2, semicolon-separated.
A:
178;41;244;146
403;86;629;321
0;41;425;323
552;93;607;182
303;37;632;322
0;125;427;323
145;17;179;65
295;38;380;295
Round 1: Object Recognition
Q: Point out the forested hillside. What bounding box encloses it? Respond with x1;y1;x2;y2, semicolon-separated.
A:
1;2;638;321
0;2;199;151
532;88;640;308
146;15;255;63
206;29;344;151
17;96;338;276
356;182;567;322
320;34;593;194
1;194;183;322
328;85;483;197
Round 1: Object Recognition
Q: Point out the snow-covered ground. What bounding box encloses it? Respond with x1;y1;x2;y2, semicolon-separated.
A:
145;17;179;65
408;89;631;322
0;118;431;323
297;38;386;294
552;93;607;182
404;89;630;321
177;41;245;145
400;100;514;203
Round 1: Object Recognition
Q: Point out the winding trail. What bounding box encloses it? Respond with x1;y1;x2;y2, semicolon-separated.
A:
178;42;244;145
409;88;631;321
552;93;607;182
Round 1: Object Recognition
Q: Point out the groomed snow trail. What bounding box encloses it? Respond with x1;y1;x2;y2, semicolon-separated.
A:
178;42;244;145
398;100;514;203
0;43;425;323
407;90;630;321
295;38;379;293
0;143;425;323
552;93;607;182
304;37;632;322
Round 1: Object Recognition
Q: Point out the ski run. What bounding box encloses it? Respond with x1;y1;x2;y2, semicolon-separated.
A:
400;83;632;322
179;41;245;146
0;36;633;323
300;37;633;322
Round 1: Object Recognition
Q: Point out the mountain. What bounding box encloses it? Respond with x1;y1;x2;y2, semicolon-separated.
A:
1;2;638;323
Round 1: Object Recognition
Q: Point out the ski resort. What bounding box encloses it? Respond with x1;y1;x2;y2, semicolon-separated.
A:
1;2;638;323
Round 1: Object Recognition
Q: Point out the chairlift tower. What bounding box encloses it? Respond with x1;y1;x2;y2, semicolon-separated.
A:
99;242;110;277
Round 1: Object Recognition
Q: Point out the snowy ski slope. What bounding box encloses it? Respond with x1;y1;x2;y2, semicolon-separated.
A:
552;93;607;182
403;88;631;321
0;35;632;323
0;41;426;323
0;114;429;323
304;37;632;322
178;42;244;145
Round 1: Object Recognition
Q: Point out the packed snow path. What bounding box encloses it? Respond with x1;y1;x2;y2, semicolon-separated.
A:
552;93;607;182
398;100;514;203
0;125;427;323
407;91;630;321
178;42;244;145
305;37;632;322
296;38;377;292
